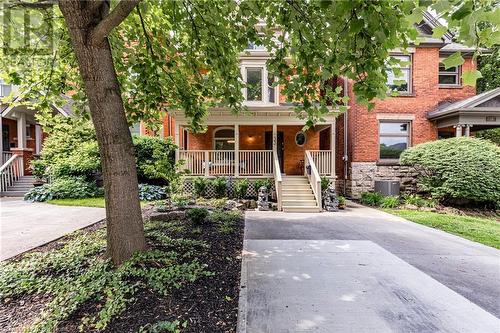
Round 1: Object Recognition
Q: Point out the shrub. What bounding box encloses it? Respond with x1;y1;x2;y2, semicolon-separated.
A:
380;196;400;208
338;196;346;206
133;135;178;186
24;185;54;202
402;194;437;208
401;137;500;205
475;128;500;146
360;192;383;206
186;208;209;225
234;179;249;199
211;177;227;198
138;184;167;201
320;177;329;192
24;177;101;202
253;179;271;193
193;177;208;198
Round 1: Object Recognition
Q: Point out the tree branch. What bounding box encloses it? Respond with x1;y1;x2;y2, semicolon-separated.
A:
90;0;141;45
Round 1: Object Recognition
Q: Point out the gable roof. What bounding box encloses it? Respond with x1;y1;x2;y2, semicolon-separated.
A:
428;88;500;119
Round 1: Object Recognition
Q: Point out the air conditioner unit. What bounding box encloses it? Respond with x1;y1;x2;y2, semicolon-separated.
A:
374;180;400;196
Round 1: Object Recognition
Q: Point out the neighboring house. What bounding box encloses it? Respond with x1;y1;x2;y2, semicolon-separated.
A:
0;85;71;196
153;13;500;211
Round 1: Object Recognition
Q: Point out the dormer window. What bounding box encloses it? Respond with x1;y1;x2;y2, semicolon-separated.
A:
439;61;460;86
241;61;278;105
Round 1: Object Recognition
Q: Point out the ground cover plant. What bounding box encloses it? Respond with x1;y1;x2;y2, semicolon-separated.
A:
384;209;500;249
0;210;244;333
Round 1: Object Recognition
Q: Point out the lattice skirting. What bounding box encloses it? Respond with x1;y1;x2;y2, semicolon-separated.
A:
182;177;275;199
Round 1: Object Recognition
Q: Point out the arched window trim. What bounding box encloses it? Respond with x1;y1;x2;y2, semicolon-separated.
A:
213;126;235;150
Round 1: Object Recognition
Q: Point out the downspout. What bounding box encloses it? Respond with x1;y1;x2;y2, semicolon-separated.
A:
342;77;349;197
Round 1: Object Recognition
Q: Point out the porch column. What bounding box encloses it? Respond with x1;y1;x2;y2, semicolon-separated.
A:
330;120;335;178
234;124;239;177
174;123;180;161
17;113;26;149
35;124;42;154
464;124;472;137
454;124;463;137
0;116;3;155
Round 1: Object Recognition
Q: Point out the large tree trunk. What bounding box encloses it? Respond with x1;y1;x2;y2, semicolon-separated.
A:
59;0;145;265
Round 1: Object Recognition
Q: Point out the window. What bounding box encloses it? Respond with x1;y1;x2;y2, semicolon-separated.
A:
439;62;460;86
26;125;32;139
295;131;306;146
0;81;12;97
241;63;278;104
386;55;411;93
213;128;235;150
246;41;266;51
379;121;410;160
129;122;141;135
246;68;263;101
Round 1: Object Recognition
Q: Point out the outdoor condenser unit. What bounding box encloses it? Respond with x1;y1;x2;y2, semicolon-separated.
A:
374;180;400;196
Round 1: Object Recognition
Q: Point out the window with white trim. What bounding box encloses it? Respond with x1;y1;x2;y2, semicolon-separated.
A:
386;55;411;93
213;128;235;150
0;80;12;97
379;121;410;160
241;62;278;105
439;61;460;86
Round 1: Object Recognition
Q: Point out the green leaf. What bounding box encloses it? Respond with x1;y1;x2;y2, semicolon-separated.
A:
442;52;464;69
451;1;473;21
432;26;448;39
462;70;482;86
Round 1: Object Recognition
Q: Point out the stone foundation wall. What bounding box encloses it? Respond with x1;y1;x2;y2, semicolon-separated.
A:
348;162;418;199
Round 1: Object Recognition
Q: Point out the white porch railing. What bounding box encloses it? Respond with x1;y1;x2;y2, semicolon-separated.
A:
0;154;23;193
309;150;333;176
273;151;282;211
2;151;13;165
238;150;273;176
305;151;322;208
178;150;273;177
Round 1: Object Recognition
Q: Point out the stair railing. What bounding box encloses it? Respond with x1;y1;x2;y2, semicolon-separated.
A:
0;154;23;193
304;150;322;209
273;150;282;211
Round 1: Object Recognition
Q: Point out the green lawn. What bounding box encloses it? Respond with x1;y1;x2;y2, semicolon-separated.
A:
48;197;106;208
47;197;149;208
384;209;500;249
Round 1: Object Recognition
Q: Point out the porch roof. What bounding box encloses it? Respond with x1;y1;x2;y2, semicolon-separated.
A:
170;104;342;125
427;88;500;129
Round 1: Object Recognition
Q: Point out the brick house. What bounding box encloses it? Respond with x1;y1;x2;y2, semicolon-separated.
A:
150;14;500;211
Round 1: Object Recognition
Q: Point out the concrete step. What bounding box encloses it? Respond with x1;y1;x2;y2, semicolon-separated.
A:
282;178;309;184
1;191;27;197
282;188;313;193
7;186;33;191
282;194;316;200
282;199;318;207
282;205;321;213
282;183;311;189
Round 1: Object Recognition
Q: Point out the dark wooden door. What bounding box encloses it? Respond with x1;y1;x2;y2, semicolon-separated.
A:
265;131;284;173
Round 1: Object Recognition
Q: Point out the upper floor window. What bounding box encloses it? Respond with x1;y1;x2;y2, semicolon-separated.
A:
129;122;141;135
439;62;460;86
241;63;278;104
246;41;266;51
386;55;411;94
379;121;410;160
0;81;12;97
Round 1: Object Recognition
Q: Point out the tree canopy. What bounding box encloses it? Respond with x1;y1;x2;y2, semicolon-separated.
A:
2;0;497;131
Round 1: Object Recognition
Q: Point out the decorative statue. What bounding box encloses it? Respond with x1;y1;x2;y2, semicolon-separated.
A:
323;183;339;212
257;186;270;211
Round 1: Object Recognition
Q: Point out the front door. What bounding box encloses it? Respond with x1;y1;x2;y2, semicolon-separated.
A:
2;124;9;152
265;131;284;173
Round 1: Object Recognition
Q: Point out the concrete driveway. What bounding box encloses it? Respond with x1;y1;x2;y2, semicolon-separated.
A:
1;198;105;260
239;204;500;332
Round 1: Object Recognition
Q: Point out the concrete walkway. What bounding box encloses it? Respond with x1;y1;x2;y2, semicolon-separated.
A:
238;204;500;332
1;198;105;260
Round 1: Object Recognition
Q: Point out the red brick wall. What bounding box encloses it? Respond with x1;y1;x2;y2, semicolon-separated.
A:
346;47;476;163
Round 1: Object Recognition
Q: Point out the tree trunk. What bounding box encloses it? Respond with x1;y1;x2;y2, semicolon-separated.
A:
59;0;145;265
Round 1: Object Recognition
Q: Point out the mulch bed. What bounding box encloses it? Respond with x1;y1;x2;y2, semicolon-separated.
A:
0;213;244;333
